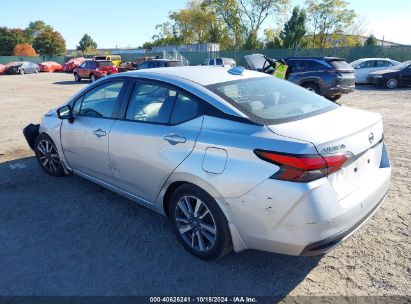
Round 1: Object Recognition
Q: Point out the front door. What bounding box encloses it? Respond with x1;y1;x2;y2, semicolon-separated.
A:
61;80;125;183
108;81;203;203
400;65;411;85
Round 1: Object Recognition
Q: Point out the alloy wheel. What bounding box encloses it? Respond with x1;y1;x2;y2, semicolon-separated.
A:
37;139;61;174
175;196;217;252
386;78;398;89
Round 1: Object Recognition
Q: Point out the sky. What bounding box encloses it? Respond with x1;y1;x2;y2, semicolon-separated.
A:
1;0;410;49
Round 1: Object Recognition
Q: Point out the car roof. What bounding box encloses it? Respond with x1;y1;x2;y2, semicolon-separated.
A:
120;66;268;86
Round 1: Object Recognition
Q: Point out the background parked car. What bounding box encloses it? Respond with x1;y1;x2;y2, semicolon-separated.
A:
38;61;63;73
201;57;236;67
62;57;85;73
350;58;400;83
138;59;183;70
73;60;118;82
368;60;411;89
245;54;355;101
5;61;40;75
93;55;122;67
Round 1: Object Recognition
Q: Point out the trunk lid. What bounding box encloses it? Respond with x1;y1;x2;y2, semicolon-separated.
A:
268;106;384;199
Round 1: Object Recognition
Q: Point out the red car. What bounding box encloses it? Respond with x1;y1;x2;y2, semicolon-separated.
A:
73;60;118;82
0;64;6;75
62;57;85;73
38;61;63;73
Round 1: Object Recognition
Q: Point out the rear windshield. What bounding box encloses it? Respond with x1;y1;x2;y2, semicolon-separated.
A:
98;61;113;67
94;56;107;61
330;60;353;70
207;77;339;125
165;61;183;67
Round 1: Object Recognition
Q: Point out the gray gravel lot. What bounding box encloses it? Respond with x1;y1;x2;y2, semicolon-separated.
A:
0;73;410;298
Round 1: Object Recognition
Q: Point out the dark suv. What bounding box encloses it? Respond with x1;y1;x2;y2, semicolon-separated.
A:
138;59;183;70
245;55;355;101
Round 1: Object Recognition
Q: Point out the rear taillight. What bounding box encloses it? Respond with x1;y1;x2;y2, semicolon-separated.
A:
254;150;349;182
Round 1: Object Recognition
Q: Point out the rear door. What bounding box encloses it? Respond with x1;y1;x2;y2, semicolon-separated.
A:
61;80;126;183
108;80;203;202
400;64;411;85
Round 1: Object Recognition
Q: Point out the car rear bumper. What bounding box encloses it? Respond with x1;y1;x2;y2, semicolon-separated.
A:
225;145;391;256
322;84;355;96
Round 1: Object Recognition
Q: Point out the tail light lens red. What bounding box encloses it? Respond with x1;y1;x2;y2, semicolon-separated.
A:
254;150;349;182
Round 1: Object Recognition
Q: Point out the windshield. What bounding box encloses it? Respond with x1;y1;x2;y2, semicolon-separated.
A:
392;61;411;70
330;60;353;70
207;77;339;125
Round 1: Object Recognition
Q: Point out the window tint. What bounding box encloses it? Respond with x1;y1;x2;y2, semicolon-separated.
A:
216;58;223;66
166;61;183;67
79;81;124;118
126;83;177;123
209;59;214;65
138;62;149;69
305;60;326;69
330;60;354;70
170;94;200;124
201;59;209;65
376;60;389;67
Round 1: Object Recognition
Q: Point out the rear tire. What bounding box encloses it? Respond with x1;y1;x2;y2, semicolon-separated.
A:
169;184;232;260
34;68;39;74
302;82;320;94
19;69;24;75
385;78;399;89
34;133;66;177
90;74;96;82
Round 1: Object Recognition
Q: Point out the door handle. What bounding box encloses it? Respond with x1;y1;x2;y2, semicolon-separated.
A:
163;133;186;145
93;128;106;137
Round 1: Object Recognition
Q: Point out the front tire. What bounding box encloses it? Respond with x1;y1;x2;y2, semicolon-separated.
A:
169;184;232;260
74;73;81;82
385;78;399;89
34;68;39;74
19;69;24;75
34;133;66;177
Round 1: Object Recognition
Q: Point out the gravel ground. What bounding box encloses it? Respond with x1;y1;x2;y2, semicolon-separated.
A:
0;73;409;299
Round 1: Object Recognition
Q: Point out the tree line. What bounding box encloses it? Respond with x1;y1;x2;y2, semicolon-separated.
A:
143;0;378;50
0;21;98;57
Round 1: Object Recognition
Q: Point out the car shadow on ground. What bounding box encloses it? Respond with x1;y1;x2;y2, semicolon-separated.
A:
0;156;322;297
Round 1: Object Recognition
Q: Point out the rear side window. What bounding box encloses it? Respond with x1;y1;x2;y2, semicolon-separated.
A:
357;61;374;69
330;60;353;70
170;94;199;124
216;58;223;66
166;61;183;67
126;83;177;123
376;60;389;67
207;77;339;125
79;81;124;118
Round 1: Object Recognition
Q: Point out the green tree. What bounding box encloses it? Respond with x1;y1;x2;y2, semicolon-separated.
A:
305;0;356;48
0;27;28;54
77;34;97;52
279;6;306;49
364;34;378;46
24;20;52;43
33;28;66;56
243;30;262;49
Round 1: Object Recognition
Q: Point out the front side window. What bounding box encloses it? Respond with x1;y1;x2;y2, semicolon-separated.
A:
216;58;223;66
126;83;177;123
79;81;124;118
207;77;339;125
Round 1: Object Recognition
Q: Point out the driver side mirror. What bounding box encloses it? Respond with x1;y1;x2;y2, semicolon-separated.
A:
57;105;74;123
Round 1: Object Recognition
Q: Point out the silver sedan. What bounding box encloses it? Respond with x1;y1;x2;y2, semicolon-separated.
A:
24;66;391;259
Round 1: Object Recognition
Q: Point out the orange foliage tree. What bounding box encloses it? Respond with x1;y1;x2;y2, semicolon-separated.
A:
12;43;37;56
